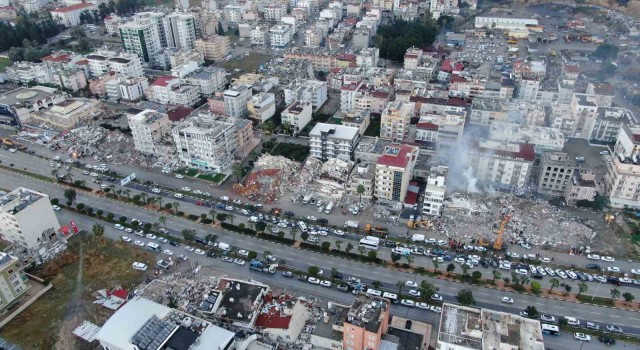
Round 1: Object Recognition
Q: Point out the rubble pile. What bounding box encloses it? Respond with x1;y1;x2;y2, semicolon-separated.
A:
440;194;603;248
290;157;322;202
136;273;221;315
234;155;301;203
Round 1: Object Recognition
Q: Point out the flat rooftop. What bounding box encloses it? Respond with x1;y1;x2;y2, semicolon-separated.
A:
0;188;45;215
215;278;268;325
345;293;389;333
309;123;359;140
0;87;59;107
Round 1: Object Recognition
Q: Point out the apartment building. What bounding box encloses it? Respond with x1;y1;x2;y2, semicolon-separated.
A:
468;98;510;126
571;93;599;139
348;163;375;199
0;253;30;311
251;26;269;46
590;107;634;143
223;84;252;118
586;82;615;107
284;78;328;111
247;92;276;122
270;24;293;48
537;151;577;196
50;2;96;27
375;144;418;202
128;109;172;155
517;75;540;101
605;125;640;209
566;169;598;205
281;101;312;133
264;4;287;21
342;294;390;350
105;76;149;101
467;140;535;190
304;27;326;48
380;101;414;142
474;16;539;30
404;47;423;70
166;12;197;50
172;113;237;172
341;109;371;135
86;51;144;78
146;76;200;107
6;62;53;86
119;13;164;62
422;166;448;217
223;4;245;25
194;36;230;61
309;123;360;161
0;188;62;257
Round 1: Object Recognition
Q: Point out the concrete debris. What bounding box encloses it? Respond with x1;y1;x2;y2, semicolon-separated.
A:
234;155;301;203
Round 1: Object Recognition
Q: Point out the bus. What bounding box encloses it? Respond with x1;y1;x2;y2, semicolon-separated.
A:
541;324;560;336
382;292;399;304
359;236;380;250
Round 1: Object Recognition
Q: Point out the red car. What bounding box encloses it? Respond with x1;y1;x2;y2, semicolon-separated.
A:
196;201;203;206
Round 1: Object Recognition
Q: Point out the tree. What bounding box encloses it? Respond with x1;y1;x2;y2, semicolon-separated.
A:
622;292;635;303
216;213;227;222
217;22;225;35
335;239;343;251
255;221;266;233
64;189;77;203
432;257;440;273
248;251;258;260
524;306;539;319
356;184;365;203
227;213;235;224
321;241;331;251
375;18;437;62
91;223;104;237
367;250;377;260
456;289;476;306
290;227;297;241
261;121;275;135
232;164;244;183
577;282;588;297
123;189;131;200
396;281;404;294
492;270;501;283
446;263;456;275
158;215;167;229
405;255;414;267
461;264;469;276
346;242;354;253
558;318;568;327
358;246;366;258
282;122;292;136
610;288;621;302
419;280;438;301
531;281;541;294
471;271;482;282
308;266;320;276
372;281;381;288
563;284;572;293
549;278;560;293
182;229;196;241
391;253;401;263
51;169;59;180
300;231;309;242
593;43;619;60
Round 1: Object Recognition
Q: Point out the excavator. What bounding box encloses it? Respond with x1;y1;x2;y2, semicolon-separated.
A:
493;210;513;251
407;219;431;230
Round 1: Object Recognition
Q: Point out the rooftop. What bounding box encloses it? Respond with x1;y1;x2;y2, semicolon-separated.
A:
0;86;59;107
129;109;168;125
473;140;536;162
215;278;268;326
283;101;310;115
51;2;94;12
0;252;17;271
542;151;577;167
346;293;389;333
377;144;416;168
310;123;359;140
0;187;46;215
152;76;176;87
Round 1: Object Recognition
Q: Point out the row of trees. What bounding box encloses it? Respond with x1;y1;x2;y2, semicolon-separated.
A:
0;11;66;53
374;18;437;62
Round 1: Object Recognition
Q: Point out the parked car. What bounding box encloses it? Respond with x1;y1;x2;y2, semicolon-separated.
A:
132;262;148;271
282;271;294;278
501;297;514;304
573;333;591;342
400;299;415;307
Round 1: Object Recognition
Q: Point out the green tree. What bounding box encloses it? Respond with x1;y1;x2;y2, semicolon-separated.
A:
405;255;414;267
622;292;635;303
391;253;401;263
456;289;476;306
261;120;275;135
549;278;560;293
335;239;343;251
396;281;404;294
216;213;227;222
356;184;365;203
321;241;331;251
432;258;440;273
461;264;469;277
158;215;167;229
91;223;104;237
217;22;225;35
227;213;235;225
492;270;501;283
446;263;456;275
471;271;482;282
248;251;258;260
610;288;621;302
346;242;354;253
563;284;572;293
64;188;77;203
232;164;244;183
367;251;377;260
182;229;196;241
255;221;267;232
308;266;320;276
530;281;541;293
593;43;619;60
358;246;366;258
300;231;309;242
577;282;588;297
290;227;297;241
419;280;438;301
524;306;539;319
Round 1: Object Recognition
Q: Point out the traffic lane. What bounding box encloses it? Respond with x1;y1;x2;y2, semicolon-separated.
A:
0;169;636;299
54;209;640;335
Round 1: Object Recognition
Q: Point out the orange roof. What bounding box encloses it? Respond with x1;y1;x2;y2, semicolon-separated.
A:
42;53;71;63
51;2;94;12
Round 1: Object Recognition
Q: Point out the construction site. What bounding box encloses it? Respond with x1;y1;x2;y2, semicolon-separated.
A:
435;193;623;254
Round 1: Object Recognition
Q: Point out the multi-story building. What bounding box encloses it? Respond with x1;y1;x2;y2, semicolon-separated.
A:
284;78;328;111
247;92;276;122
474;16;539;30
348;163;375;199
571;93;599;139
590;107;634;143
223;84;252;118
166;12;197;50
146;76;200;107
52;69;88;92
105;76;149;101
586;82;615;107
0;252;30;311
403;47;423;70
415;112;466;152
264;4;287;21
342;294;390;350
50;2;96;27
517;75;540;101
468;98;510;126
356;48;379;68
0;86;68;127
422;166;447;217
270;24;293;48
251;26;269;46
119;13;164;62
223;4;245;25
281;101;312;133
488;122;564;154
6;62;54;86
341;109;371;135
537;151;577;196
172;113;237;172
181;66;226;96
375;144;418;202
605;125;640;209
566;169;598;205
128;109;172;155
380;101;414;142
467;140;535;190
89;72;117;97
0;188;62;259
194;36;230;61
86;51;144;78
429;0;459;17
309;123;360;161
304;27;325;48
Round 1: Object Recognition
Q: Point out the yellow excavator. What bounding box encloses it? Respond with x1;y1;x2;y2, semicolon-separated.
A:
407;219;431;229
493;211;513;251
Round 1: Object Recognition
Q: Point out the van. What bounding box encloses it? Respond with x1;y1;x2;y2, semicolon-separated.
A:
411;234;425;242
218;242;231;251
298;221;308;232
249;216;258;222
146;242;161;251
564;317;580;326
366;288;382;297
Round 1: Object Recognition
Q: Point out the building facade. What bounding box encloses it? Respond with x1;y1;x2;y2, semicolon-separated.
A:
375;145;418;202
309;123;360;161
537;151;577;195
605;125;640;209
128;109;172;155
194;36;231;61
380;101;414;142
281;101;312;133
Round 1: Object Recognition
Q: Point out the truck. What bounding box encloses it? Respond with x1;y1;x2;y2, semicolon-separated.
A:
365;224;389;236
344;220;359;230
302;192;313;204
249;259;277;274
411;234;425;242
392;247;411;256
324;201;334;214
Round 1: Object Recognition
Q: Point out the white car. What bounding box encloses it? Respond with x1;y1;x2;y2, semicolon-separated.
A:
501;297;514;304
100;184;108;189
607;266;620;272
429;305;442;313
556;270;568;279
195;249;205;255
134;229;145;237
174;193;184;199
587;254;600;260
115;224;124;230
175;174;184;179
121;236;132;243
132;262;148;271
431;294;443;301
320;280;332;287
437;240;447;246
334;230;345;236
408;289;421;297
181;187;191;192
124;228;133;233
145;234;157;240
238;250;249;257
631;269;640;275
515;269;528;275
52;205;61;211
158;237;168;243
573;333;591;342
133;240;145;247
163;249;174;256
184;246;195;252
416;302;429;309
151;188;161;194
308;277;320;284
306;216;316;221
405;281;418;288
454;257;466;264
233;258;246;265
179;254;189;261
601;256;615;262
545;267;556;276
619;277;632;283
400;299;415;307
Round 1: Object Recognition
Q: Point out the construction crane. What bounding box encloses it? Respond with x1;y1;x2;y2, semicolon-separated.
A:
493;210;513;251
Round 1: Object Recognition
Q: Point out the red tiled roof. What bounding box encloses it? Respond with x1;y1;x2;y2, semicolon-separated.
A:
449;74;467;83
564;64;580;73
371;91;390;99
75;59;89;65
441;59;463;72
255;307;292;329
337;53;356;61
330;68;342;74
447;97;467;107
416;122;438;131
485;143;536;161
341;83;359;91
404;190;418;205
167;106;193;122
51;2;94;13
377;145;414;168
152;76;175;87
633;134;640;142
42;53;71;63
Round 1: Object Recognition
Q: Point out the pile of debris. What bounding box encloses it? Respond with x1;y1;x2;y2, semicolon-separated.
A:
234;155;301;203
440;194;603;249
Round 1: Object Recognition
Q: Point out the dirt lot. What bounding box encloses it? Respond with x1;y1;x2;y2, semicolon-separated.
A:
217;53;272;77
0;235;153;349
